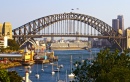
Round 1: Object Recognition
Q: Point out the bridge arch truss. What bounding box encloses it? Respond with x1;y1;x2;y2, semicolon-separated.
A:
12;12;125;50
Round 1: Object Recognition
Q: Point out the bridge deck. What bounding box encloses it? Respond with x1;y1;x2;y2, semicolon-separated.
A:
0;54;22;58
13;35;126;39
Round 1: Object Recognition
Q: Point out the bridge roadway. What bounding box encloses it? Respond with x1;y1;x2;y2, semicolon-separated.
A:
0;54;22;58
13;34;126;39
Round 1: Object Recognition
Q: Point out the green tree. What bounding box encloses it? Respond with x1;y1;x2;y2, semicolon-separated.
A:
8;71;22;82
73;49;130;82
0;69;22;82
8;39;19;51
0;69;10;82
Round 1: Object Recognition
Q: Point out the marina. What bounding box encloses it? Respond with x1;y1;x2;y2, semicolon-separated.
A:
8;49;100;82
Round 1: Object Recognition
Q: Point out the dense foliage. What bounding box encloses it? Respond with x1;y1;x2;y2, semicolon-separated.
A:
0;39;19;53
8;39;19;51
0;70;10;82
73;49;130;82
0;69;22;82
8;71;22;82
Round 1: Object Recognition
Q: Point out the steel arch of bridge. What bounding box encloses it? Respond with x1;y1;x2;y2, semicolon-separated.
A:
12;12;125;50
20;38;37;48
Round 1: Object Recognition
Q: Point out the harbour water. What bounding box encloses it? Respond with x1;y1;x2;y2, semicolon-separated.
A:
8;48;101;82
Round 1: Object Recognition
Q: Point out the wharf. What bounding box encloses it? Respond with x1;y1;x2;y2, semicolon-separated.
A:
34;56;58;64
34;59;50;64
21;61;34;66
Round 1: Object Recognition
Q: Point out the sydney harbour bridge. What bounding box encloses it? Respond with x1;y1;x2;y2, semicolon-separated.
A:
12;12;126;50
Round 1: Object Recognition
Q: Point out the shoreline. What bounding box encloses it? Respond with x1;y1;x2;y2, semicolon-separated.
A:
0;62;21;69
53;49;85;50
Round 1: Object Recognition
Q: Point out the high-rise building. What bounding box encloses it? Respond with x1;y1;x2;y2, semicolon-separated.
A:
0;22;13;48
0;23;3;36
117;15;124;33
3;22;12;39
112;15;124;35
0;36;8;48
112;19;119;31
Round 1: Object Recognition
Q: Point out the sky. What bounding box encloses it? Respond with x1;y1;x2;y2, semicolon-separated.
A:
0;0;130;30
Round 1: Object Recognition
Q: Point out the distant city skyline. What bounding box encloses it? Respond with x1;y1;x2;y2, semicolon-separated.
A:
0;0;130;30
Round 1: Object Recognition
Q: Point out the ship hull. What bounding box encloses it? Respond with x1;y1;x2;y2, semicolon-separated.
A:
50;47;86;50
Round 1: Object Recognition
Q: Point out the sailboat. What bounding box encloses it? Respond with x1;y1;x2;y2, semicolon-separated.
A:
81;54;84;63
41;62;44;71
35;63;39;79
35;46;40;78
54;61;60;72
57;68;65;82
68;55;75;78
51;63;55;75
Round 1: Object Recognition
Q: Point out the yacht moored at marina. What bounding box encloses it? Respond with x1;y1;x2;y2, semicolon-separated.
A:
68;55;75;78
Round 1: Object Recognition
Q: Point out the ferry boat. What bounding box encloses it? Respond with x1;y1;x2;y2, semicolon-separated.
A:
21;47;34;66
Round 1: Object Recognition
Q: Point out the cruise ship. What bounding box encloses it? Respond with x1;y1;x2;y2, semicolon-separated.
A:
50;39;91;50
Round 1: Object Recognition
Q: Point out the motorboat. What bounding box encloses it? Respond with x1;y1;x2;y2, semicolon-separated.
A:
68;73;75;78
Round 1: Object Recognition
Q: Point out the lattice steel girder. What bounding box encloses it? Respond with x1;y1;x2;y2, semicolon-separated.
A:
12;12;123;49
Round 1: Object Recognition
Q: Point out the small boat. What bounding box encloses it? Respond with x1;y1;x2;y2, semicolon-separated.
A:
75;64;78;67
19;68;23;71
27;66;31;69
68;55;75;78
52;71;55;75
35;73;39;79
29;70;32;73
41;68;44;71
68;73;75;78
44;66;48;68
54;68;60;72
50;62;54;65
58;64;63;68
